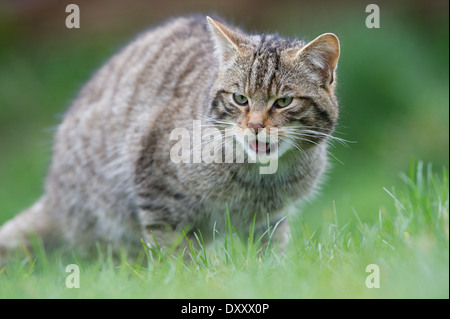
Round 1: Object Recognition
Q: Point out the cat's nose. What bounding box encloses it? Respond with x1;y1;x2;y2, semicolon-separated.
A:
247;121;264;135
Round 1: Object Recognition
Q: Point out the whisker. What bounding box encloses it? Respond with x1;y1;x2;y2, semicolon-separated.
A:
282;128;355;148
282;136;312;163
199;115;235;125
293;136;344;165
286;132;351;149
284;124;348;136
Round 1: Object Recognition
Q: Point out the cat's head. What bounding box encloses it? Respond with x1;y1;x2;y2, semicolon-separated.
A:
206;16;340;162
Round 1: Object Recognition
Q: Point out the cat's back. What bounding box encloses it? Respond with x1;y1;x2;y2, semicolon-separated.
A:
71;15;215;116
46;16;217;235
53;15;216;165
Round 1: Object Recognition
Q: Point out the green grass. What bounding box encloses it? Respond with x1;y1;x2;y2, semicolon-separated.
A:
0;161;448;298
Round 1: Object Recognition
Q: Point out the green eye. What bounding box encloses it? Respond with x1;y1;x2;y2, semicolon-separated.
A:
274;97;293;108
233;93;248;106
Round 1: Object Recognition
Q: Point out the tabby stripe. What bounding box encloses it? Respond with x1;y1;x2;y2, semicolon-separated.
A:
211;89;228;109
132;18;200;96
126;27;196;130
219;95;235;114
173;51;205;98
111;42;149;100
257;34;268;53
311;101;333;126
135;98;184;185
138;184;185;201
287;109;306;118
253;34;269;89
293;96;333;126
266;51;280;96
246;49;258;94
157;39;204;94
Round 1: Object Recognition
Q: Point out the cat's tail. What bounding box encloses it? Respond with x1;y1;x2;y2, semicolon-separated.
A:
0;196;56;265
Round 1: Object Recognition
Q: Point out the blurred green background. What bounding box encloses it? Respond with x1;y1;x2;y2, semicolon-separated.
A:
0;0;448;231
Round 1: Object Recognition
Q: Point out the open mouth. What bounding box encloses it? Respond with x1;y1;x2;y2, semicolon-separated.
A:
249;140;280;154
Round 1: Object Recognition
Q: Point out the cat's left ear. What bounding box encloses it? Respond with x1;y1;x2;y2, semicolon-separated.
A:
206;16;245;62
289;33;340;85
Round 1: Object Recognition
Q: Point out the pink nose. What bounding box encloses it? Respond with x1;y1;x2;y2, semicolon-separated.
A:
247;122;264;130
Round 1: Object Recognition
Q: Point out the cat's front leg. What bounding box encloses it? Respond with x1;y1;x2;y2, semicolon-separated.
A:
270;218;290;255
140;219;175;250
256;217;290;256
137;205;186;254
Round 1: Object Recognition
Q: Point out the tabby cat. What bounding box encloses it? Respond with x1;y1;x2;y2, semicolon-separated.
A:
0;16;340;263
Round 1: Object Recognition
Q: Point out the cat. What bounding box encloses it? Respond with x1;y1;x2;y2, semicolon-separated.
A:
0;15;340;263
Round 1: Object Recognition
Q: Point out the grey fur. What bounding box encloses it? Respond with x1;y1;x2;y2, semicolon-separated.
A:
0;16;340;262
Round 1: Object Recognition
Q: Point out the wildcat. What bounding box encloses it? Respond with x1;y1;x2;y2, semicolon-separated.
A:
0;16;340;263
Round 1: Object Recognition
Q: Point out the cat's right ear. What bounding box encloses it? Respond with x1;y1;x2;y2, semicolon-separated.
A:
206;16;244;62
287;33;340;85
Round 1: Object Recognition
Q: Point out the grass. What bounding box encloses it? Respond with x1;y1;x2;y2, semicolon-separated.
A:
0;160;448;298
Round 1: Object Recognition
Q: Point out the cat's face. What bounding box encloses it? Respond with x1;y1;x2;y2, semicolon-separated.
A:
207;17;340;162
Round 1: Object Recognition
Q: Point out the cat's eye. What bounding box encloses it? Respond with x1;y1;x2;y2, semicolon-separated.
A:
273;97;293;108
233;93;249;106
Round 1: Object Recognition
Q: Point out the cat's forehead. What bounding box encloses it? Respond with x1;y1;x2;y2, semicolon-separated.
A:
232;35;307;96
243;34;303;56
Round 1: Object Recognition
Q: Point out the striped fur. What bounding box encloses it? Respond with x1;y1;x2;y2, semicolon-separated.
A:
0;16;340;262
